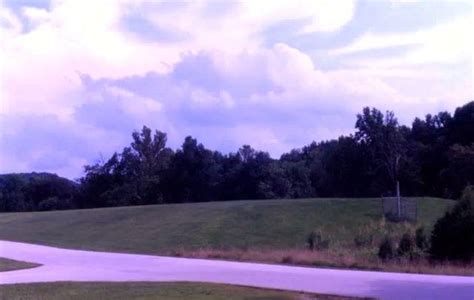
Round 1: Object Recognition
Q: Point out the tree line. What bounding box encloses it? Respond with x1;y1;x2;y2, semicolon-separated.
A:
1;101;473;212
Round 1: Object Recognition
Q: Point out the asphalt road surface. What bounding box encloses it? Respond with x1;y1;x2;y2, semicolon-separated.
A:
1;240;473;299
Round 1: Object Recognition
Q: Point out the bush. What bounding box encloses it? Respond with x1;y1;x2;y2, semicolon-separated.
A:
398;233;414;256
354;234;373;248
378;236;395;261
430;185;474;262
281;255;293;264
38;197;74;211
307;231;330;251
415;227;428;250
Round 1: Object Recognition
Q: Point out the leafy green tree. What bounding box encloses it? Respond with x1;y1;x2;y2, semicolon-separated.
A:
128;126;172;204
410;112;452;196
449;101;474;146
430;185;474;262
7;101;474;211
441;144;474;198
0;173;76;211
79;126;172;207
164;136;221;203
355;107;406;197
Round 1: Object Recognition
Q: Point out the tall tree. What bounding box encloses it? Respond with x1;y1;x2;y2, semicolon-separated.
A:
355;108;406;202
164;136;221;203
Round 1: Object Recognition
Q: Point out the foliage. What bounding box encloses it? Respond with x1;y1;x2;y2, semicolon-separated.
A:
415;227;429;250
397;233;414;257
307;231;330;251
355;108;406;194
378;236;395;261
0;173;77;212
354;234;373;248
1;101;473;211
441;144;474;199
430;185;474;262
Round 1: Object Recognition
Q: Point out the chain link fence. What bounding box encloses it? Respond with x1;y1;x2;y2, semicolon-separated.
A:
382;197;417;222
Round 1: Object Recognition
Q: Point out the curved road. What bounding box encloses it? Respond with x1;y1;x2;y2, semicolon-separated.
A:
1;241;473;299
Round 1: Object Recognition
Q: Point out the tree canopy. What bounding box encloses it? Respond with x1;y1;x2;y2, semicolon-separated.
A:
1;101;473;212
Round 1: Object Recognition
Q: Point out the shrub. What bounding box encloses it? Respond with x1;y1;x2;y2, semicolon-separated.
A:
378;236;395;261
354;234;373;248
38;197;73;211
430;185;474;262
415;227;428;250
281;255;293;264
307;231;330;251
398;233;414;256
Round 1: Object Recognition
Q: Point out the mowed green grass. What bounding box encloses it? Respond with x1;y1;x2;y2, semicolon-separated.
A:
0;198;452;254
0;282;359;300
0;258;40;272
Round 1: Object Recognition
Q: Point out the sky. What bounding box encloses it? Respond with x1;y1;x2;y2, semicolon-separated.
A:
0;0;473;179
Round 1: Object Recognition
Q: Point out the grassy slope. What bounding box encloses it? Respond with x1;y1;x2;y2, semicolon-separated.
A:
0;198;451;254
0;282;360;300
0;258;40;272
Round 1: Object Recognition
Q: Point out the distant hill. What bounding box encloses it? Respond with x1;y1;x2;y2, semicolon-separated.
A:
0;172;78;212
0;172;76;184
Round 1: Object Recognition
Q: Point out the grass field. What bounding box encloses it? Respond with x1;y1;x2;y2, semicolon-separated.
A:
0;282;361;300
0;258;40;272
0;197;466;274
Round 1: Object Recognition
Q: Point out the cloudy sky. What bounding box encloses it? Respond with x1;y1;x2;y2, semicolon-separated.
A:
0;0;472;179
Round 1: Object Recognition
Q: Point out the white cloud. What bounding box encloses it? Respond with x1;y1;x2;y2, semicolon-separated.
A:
239;0;355;33
0;0;356;120
0;0;179;120
331;15;473;66
0;0;471;178
21;6;49;24
190;89;235;109
328;14;473;107
297;0;355;33
105;86;163;116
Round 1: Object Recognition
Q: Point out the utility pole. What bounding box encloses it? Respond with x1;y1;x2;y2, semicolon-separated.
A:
396;180;401;219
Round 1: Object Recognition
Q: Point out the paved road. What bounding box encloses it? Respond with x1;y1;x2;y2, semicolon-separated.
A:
0;240;473;299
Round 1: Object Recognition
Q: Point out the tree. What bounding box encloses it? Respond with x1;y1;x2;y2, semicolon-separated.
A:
0;173;77;212
256;160;291;199
355;108;406;215
430;185;474;262
449;101;474;146
6;101;473;211
164;136;221;203
441;144;474;198
128;126;173;204
219;145;276;200
78;126;173;207
279;159;313;198
410;111;454;197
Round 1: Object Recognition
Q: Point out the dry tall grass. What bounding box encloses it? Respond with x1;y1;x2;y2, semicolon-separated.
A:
170;247;474;276
166;217;474;276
